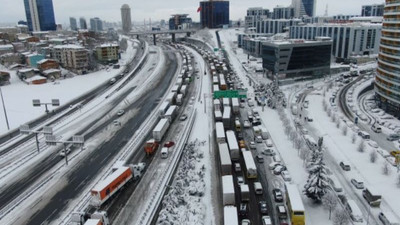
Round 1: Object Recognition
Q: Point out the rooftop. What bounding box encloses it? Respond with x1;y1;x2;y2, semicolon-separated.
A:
53;44;84;50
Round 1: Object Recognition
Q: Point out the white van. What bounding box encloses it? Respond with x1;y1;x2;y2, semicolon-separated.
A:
371;124;382;133
346;200;363;223
248;100;254;107
161;147;168;159
358;131;370;139
254;182;263;195
265;139;273;147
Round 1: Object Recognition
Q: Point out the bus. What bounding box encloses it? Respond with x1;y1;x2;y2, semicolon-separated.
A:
285;184;305;225
242;151;257;179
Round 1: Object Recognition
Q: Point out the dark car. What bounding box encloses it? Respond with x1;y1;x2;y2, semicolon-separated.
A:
259;201;268;214
273;188;284;202
239;203;249;217
164;141;175;148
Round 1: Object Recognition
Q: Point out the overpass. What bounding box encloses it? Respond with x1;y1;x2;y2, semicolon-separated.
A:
129;29;197;45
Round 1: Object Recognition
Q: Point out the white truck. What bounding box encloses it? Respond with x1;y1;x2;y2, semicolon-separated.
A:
222;106;231;129
171;84;180;93
232;98;239;114
240;184;250;201
176;78;183;87
291;105;298;115
224;206;238;225
260;127;269;140
153;118;170;142
222;175;235;205
180;85;187;96
166;92;176;104
159;101;170;117
216;122;226;144
176;94;183;105
164;105;178;123
214;99;221;111
226;130;240;161
215;110;222;122
223;98;230;107
218;143;232;176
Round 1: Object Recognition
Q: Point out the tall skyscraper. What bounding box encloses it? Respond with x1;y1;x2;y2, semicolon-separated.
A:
79;17;87;29
292;0;316;17
70;17;78;31
375;0;400;116
121;4;132;33
23;0;57;31
200;0;229;28
90;17;103;32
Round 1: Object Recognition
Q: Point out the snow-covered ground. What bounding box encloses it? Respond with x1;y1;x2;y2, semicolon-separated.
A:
0;39;139;135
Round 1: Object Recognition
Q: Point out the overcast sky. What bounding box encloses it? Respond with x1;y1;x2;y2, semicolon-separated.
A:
0;0;384;25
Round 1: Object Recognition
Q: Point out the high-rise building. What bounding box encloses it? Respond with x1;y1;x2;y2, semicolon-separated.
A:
273;6;295;19
70;17;78;31
362;4;384;17
375;0;400;116
90;17;103;32
292;0;316;17
245;7;270;30
200;0;229;28
121;4;132;33
23;0;57;31
169;14;192;30
80;17;87;29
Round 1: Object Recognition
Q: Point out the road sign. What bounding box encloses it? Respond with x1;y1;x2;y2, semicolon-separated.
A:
52;99;60;106
32;99;41;107
19;125;30;135
45;135;58;146
43;126;53;135
214;48;219;52
213;90;247;99
73;135;85;145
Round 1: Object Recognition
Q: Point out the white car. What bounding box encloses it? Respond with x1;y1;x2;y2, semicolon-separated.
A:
281;171;292;181
243;120;251;128
269;161;281;170
59;147;71;157
367;141;379;148
249;141;256;150
117;109;125;116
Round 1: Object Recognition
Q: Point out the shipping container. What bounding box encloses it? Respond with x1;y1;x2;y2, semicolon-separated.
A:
164;105;178;123
159;101;170;117
232;98;239;114
216;122;226;144
224;206;238;225
153;118;170;142
243;151;257;179
222;175;235;205
218;143;232;175
223;106;231;128
226;130;240;161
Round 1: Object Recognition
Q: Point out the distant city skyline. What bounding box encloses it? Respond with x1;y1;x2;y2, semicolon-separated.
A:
0;0;385;25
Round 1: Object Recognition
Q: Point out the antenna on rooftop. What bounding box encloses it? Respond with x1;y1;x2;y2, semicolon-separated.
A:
324;4;328;17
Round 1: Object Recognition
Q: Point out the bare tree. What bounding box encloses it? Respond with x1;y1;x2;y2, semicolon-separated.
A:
351;133;356;144
333;207;350;225
369;150;378;163
358;140;365;153
327;108;332;117
342;126;348;136
294;137;302;150
382;162;392;175
331;113;337;123
336;119;341;128
322;191;338;220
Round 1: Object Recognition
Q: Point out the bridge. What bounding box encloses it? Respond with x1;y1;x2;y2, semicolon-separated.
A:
129;29;197;45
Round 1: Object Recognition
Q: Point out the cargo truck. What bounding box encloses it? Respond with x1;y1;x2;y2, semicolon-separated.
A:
223;98;230;107
176;78;183;87
71;211;110;225
223;106;231;128
159;101;170;117
232;98;239;114
153;118;170;142
222;175;235;205
180;85;187;96
215;110;222;122
240;184;250;201
171;85;180;93
216;122;226;144
214;99;221;111
164;105;178;123
218;143;232;175
176;94;183;105
224;206;238;225
166;92;176;104
226;130;240;161
260;127;269;140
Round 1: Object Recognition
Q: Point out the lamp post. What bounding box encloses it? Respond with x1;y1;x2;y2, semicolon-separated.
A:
32;99;60;113
0;87;10;130
45;135;84;165
19;124;53;153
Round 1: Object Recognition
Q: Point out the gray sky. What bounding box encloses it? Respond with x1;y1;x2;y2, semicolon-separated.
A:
0;0;384;25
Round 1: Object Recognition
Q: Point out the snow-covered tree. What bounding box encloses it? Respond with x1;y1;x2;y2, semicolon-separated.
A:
369;150;377;163
304;137;330;202
358;140;365;152
342;126;348;136
382;162;392;175
333;207;350;225
322;191;338;220
351;133;356;144
397;174;400;188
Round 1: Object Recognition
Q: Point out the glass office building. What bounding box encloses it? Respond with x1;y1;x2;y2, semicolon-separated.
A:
375;0;400;117
200;1;229;28
24;0;56;31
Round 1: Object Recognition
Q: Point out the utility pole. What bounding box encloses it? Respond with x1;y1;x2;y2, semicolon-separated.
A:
0;87;10;130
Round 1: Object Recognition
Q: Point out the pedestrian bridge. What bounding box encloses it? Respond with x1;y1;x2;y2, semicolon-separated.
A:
129;29;197;45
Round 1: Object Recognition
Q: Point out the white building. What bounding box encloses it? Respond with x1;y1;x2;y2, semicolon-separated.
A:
245;7;270;30
51;45;89;74
256;18;302;34
121;4;132;33
289;23;382;59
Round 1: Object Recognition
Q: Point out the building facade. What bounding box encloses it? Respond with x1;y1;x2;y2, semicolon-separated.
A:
362;4;384;17
245;7;270;30
96;43;120;64
200;0;229;28
90;17;103;32
80;17;87;30
273;6;295;19
169;14;192;30
261;39;332;79
256;19;301;34
70;17;78;31
23;0;57;31
292;0;316;17
52;45;89;74
121;4;132;33
375;0;400;117
289;23;382;59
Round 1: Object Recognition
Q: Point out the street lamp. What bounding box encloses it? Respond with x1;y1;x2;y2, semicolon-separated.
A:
45;134;84;165
19;124;53;153
32;99;60;113
0;87;10;130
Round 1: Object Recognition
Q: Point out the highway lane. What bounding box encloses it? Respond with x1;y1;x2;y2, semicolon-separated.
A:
23;47;178;225
0;40;145;156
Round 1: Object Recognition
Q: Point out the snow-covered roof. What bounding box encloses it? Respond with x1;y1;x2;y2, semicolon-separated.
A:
0;44;14;50
99;43;119;48
25;75;46;82
92;166;130;192
53;44;84;50
43;69;61;75
19;68;37;73
222;175;234;194
49;38;66;42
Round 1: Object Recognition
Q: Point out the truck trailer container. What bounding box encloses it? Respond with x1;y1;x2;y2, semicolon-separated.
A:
215;110;222;122
240;184;250;201
164;105;178;123
224;206;239;225
84;219;103;225
226;130;240;161
260;127;269;140
218;143;232;175
232;98;239;114
90;166;133;207
171;85;180;93
176;78;183;87
216;122;226;143
213;84;220;92
153;118;170;142
166;92;176;104
222;175;235;206
159;101;170;117
223;98;230;107
223;106;231;129
214;99;221;111
180;85;187;96
176;94;183;105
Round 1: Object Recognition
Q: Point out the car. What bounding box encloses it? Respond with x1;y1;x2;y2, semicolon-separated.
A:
117;109;125;116
179;114;187;121
239;140;246;148
235;163;241;172
281;171;292;181
256;155;264;163
164;141;175;148
387;134;400;141
263;148;275;156
239;203;249;216
378;212;400;225
59;147;71;157
109;78;116;84
390;150;400;157
273;165;286;175
113;120;121;126
237;176;245;185
367;141;379;148
241;219;251;225
243;120;251;128
339;161;351;171
269;161;281;170
351;178;364;189
272;188;284;202
306;116;313;122
259;201;268;214
249;141;256;150
261;216;272;225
